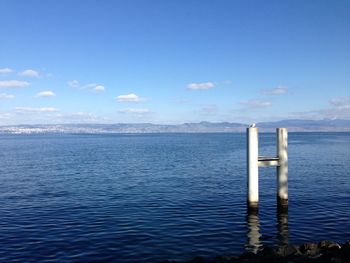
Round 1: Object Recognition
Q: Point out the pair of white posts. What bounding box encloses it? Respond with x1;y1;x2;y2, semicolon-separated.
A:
247;127;288;209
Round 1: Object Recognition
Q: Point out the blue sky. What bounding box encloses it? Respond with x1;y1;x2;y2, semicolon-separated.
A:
0;0;349;125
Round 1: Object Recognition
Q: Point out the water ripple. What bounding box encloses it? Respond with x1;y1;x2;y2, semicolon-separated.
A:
0;133;349;262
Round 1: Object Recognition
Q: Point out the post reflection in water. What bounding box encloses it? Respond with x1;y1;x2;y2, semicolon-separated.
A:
277;206;289;246
245;206;289;253
245;208;262;253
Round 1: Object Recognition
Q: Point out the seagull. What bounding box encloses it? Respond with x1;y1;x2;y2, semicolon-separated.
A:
250;123;256;128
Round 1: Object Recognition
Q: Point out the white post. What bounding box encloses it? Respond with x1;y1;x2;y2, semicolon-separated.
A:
247;127;259;208
277;128;288;206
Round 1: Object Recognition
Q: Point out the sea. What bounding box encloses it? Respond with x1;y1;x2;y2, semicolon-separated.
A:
0;132;349;262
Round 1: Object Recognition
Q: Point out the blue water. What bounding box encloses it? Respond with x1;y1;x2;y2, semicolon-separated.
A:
0;133;349;262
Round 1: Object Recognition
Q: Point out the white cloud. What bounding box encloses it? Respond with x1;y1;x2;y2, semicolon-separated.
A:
0;80;30;88
118;108;150;114
187;82;215;90
68;80;80;88
94;85;105;92
36;90;56;97
0;93;14;99
71;112;101;120
290;96;350;120
15;107;60;113
330;97;350;110
241;99;272;108
71;112;93;117
0;68;13;74
19;69;40;78
116;93;141;102
68;80;105;93
262;86;288;95
60;112;111;123
0;113;11;119
85;83;97;88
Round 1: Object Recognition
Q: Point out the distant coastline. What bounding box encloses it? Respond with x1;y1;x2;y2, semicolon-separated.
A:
1;119;350;134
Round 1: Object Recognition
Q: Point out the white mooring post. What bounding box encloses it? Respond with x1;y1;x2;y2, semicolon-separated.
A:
247;127;259;209
277;128;288;206
246;127;288;209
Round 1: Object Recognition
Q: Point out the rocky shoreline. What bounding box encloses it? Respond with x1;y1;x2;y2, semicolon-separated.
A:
161;240;350;263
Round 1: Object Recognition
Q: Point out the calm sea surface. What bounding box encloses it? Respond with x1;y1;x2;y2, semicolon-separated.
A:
0;132;349;262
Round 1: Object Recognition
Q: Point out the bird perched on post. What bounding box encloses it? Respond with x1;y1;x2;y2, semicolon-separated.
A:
250;123;256;128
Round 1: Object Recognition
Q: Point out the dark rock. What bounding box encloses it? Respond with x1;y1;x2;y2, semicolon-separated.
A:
276;245;301;257
238;252;257;259
330;256;342;263
340;241;350;262
300;243;320;256
258;247;277;263
318;240;341;250
260;247;276;257
163;240;350;263
314;241;341;262
342;240;350;248
238;257;261;263
237;252;261;263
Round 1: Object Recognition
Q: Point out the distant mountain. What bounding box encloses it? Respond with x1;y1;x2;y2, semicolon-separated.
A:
257;119;350;132
0;119;350;134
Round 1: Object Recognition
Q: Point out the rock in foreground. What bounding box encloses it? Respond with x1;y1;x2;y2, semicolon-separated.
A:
160;240;350;263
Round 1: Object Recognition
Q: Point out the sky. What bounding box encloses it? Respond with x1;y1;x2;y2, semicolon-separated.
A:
0;0;349;125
